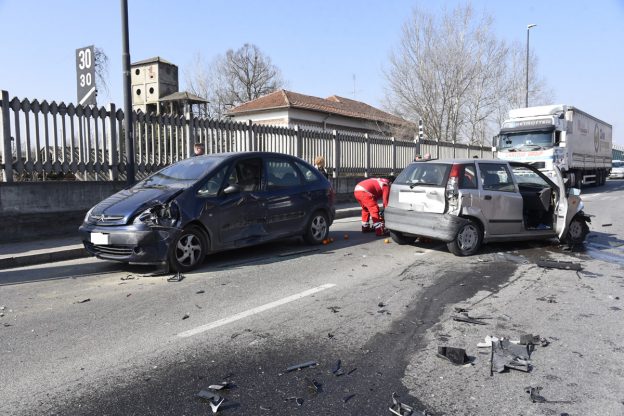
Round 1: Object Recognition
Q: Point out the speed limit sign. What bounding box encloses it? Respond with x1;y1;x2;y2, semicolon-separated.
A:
76;45;96;106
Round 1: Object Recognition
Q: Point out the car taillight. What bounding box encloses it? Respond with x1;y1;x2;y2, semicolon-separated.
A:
446;164;461;198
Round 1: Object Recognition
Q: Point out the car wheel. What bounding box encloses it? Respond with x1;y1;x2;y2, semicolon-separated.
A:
303;211;329;244
389;230;415;245
447;219;483;256
169;226;206;272
564;216;589;244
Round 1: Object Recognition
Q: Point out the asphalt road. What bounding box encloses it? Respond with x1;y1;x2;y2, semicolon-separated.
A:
1;180;624;415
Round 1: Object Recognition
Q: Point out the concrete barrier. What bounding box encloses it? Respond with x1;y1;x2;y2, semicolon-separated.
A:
0;177;368;243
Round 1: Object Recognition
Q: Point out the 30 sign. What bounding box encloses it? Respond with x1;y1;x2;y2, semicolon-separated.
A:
76;45;96;106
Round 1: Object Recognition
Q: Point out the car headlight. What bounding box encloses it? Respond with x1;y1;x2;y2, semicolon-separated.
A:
133;202;180;227
83;207;94;224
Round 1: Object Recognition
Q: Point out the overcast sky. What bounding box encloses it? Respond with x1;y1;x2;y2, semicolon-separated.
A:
1;0;622;143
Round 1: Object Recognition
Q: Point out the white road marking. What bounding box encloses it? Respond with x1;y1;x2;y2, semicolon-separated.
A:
177;283;336;338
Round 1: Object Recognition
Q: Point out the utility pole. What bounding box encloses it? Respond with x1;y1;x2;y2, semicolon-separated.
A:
525;24;537;107
121;0;135;185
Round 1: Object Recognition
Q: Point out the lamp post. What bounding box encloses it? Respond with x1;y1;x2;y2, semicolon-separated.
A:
525;24;537;107
121;0;135;185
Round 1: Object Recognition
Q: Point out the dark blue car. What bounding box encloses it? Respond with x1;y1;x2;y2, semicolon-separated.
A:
79;152;336;271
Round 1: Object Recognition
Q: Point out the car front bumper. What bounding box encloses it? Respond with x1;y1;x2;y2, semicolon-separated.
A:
384;208;468;242
79;223;181;265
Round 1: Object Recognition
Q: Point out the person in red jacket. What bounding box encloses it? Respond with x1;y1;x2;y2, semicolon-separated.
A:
354;176;394;236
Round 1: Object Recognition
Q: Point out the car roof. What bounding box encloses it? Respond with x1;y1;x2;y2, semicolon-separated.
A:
411;158;512;164
193;151;304;161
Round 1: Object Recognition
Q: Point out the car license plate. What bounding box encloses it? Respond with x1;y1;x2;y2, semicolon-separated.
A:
90;232;109;245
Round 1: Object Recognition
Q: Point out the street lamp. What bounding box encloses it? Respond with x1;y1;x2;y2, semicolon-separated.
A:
525;24;537;107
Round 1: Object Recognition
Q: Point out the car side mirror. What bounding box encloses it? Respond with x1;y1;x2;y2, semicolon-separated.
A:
223;184;241;194
569;187;581;196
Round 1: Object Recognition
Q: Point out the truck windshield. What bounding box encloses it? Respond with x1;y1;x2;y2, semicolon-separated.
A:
498;132;553;151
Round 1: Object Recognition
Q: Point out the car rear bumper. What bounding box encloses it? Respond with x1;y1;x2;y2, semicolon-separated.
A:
79;223;180;265
384;208;468;242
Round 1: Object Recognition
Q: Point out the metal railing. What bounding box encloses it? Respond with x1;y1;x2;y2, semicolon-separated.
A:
1;89;493;182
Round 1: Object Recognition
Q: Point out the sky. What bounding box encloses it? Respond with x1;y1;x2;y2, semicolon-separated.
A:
1;0;622;143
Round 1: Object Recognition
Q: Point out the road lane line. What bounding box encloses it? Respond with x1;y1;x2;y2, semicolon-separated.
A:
177;283;337;338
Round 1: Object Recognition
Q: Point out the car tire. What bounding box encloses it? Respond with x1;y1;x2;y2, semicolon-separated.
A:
303;211;329;244
564;215;589;244
447;219;483;256
169;225;207;272
389;230;415;245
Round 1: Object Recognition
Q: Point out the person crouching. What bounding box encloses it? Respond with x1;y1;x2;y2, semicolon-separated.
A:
354;176;394;236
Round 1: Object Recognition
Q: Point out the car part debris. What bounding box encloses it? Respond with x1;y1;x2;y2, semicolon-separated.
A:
520;334;541;345
167;271;185;282
390;392;414;415
537;295;557;303
525;386;547;403
454;307;469;313
539;337;550;347
491;338;533;374
196;390;225;413
284;397;304;406
306;377;322;393
452;314;487;325
208;381;232;391
286;360;318;372
437;346;468;365
536;260;582;271
347;368;357;375
182;313;190;320
332;359;344;376
344;394;356;403
602;223;612;227
196;290;205;294
477;335;496;348
120;275;135;281
327;306;341;313
76;298;91;304
378;302;386;307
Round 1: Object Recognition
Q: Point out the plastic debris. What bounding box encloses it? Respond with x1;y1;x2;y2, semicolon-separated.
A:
536;260;582;271
120;275;135;281
208;381;232;391
76;298;91;304
327;306;341;313
182;313;190;320
332;359;345;376
602;223;613;227
491;338;533;374
437;346;469;365
519;334;541;345
452;314;487;325
196;390;225;413
344;394;356;403
390;392;414;415
286;360;317;372
284;397;304;406
167;272;185;282
525;386;547;403
196;290;205;294
306;377;322;393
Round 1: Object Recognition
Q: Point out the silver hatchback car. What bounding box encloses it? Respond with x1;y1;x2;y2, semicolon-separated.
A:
384;159;590;255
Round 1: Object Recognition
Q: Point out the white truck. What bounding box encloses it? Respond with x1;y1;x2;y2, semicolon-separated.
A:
494;105;612;187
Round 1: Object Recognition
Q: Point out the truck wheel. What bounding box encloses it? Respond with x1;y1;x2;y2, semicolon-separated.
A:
447;219;483;256
389;230;415;245
564;216;589;244
169;225;207;272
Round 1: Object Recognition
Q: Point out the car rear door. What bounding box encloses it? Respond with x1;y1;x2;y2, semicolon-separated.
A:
476;162;524;235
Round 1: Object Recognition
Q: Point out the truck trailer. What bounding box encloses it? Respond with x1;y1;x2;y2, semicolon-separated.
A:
494;105;612;187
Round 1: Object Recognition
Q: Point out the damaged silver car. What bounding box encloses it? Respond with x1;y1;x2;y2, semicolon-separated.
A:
384;159;590;255
79;152;335;271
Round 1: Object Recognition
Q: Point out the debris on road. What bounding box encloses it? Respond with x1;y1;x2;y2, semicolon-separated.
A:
327;306;341;313
167;272;185;282
75;298;91;304
525;386;547;403
536;295;557;303
491;338;533;374
196;389;225;413
182;313;190;320
284;396;304;406
536;260;582;271
120;275;136;281
196;290;205;294
436;346;469;365
343;394;356;403
286;360;318;372
519;333;541;345
452;314;487;325
390;392;415;415
477;335;495;348
602;223;613;227
332;359;345;376
208;381;233;391
306;377;323;394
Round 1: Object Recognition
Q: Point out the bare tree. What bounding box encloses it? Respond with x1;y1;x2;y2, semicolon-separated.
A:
185;44;285;118
384;3;550;144
94;47;110;101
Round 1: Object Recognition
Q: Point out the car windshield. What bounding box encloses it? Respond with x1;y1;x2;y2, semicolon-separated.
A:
395;163;450;186
136;157;220;189
498;131;553;151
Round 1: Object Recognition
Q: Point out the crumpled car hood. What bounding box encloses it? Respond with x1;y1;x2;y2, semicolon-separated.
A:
91;186;183;222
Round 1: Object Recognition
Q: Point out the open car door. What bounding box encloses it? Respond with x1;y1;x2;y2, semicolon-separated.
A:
548;166;570;239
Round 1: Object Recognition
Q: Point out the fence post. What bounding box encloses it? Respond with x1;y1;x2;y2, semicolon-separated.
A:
185;112;193;158
391;136;396;175
246;120;253;151
1;90;13;182
108;103;119;181
294;125;302;158
332;129;340;178
364;133;370;178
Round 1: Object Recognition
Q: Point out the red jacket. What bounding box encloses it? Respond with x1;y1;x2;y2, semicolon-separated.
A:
354;178;392;207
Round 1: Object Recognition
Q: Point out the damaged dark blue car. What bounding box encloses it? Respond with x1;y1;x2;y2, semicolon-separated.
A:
79;152;336;271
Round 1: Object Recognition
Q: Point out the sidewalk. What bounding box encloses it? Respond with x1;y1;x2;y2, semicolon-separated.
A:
0;203;361;271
